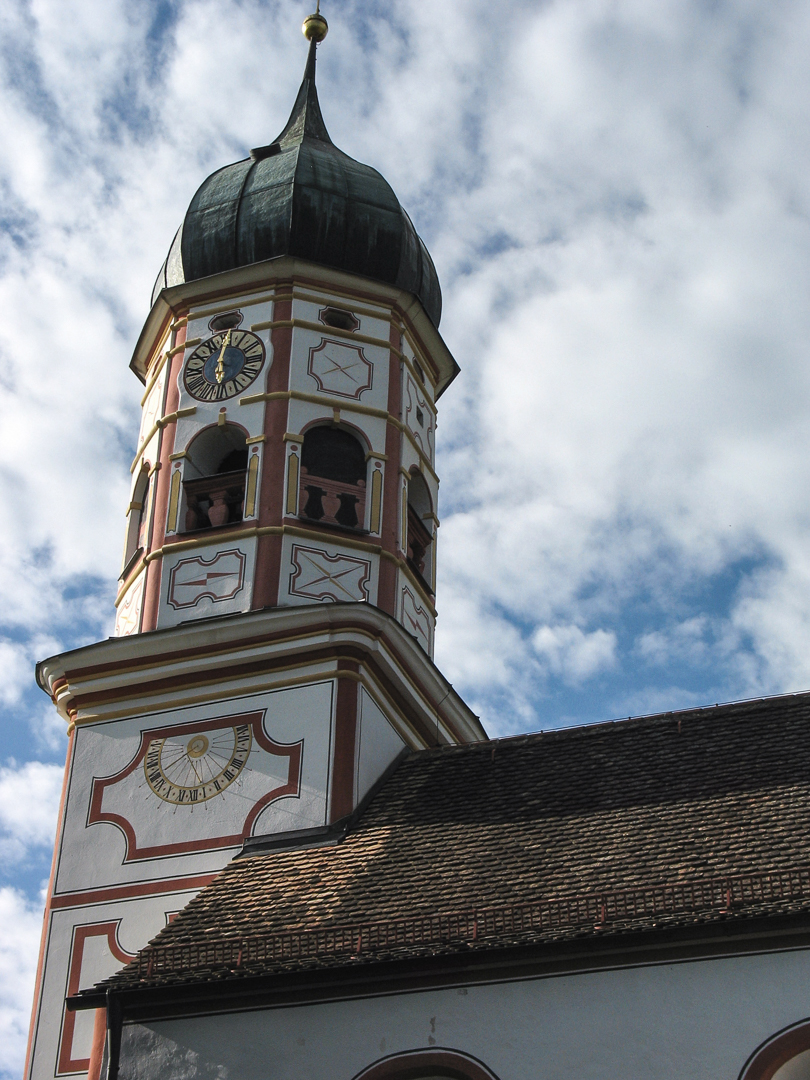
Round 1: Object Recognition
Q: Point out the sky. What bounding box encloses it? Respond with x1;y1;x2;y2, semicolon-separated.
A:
2;0;810;1073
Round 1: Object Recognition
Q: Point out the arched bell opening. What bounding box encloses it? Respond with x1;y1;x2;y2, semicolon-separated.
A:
181;423;248;532
299;424;368;531
406;469;434;590
121;464;153;577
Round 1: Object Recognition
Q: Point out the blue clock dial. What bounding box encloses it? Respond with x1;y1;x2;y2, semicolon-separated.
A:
184;329;266;402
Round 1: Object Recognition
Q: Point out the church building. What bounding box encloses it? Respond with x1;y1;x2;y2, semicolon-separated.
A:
24;13;810;1080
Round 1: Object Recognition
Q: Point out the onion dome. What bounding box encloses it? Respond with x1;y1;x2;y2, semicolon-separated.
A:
152;35;442;326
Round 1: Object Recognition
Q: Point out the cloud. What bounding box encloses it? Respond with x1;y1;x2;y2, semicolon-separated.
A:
0;0;806;726
0;760;63;862
532;624;618;684
0;886;45;1080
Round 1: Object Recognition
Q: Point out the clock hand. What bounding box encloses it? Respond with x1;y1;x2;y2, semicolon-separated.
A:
214;329;233;384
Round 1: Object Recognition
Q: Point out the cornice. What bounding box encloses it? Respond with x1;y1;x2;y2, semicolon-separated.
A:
36;604;485;745
131;257;459;398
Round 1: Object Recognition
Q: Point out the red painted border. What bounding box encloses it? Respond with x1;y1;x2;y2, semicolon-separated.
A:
330;669;359;822
254;286;293;608
88;710;302;861
50;872;220;910
351;1048;501;1080
86;1008;106;1080
57;922;134;1075
142;323;187;632
739;1020;810;1080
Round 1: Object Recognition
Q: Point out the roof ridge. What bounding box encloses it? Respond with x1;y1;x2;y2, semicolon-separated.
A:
418;687;810;755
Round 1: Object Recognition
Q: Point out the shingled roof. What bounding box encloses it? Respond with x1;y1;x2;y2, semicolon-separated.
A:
88;692;810;994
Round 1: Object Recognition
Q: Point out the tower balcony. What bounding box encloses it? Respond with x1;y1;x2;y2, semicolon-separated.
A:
300;473;366;532
183;469;246;531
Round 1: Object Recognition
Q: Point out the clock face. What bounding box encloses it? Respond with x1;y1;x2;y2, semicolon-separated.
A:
184;329;266;402
144;724;253;804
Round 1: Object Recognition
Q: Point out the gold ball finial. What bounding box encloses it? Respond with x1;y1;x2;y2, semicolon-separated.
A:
302;11;328;42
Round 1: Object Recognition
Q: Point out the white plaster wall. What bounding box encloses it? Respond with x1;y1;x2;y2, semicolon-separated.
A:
31;675;337;1080
292;295;391;347
114;572;145;637
401;369;435;468
400;335;437;404
397;568;434;657
118;947;810;1080
355;688;407;803
137;364;167;457
288;322;390;414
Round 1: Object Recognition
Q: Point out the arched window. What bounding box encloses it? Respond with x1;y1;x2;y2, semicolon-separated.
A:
136;476;151;551
741;1021;810;1080
407;470;433;588
299;425;367;530
182;424;248;532
121;466;152;576
350;1048;500;1080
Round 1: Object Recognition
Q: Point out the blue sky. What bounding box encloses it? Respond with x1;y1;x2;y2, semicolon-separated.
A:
3;0;810;1072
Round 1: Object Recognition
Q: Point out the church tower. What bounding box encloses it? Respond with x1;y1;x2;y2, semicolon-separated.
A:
25;17;484;1080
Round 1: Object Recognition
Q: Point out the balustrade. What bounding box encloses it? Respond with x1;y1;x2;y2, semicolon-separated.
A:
299;473;366;531
183;469;246;531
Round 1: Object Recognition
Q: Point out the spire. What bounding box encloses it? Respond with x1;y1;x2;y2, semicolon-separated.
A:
250;7;331;160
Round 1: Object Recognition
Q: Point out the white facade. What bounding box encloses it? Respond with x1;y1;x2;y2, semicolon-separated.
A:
114;947;810;1080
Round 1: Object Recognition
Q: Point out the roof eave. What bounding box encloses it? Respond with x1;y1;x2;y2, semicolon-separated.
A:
69;909;810;1016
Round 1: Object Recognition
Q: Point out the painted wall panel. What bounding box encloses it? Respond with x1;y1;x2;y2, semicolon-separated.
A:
157;535;258;629
355;689;406;803
30;892;197;1080
55;681;335;894
277;533;380;608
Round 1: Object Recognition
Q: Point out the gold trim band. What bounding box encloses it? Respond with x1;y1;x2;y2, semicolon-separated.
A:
131;407;197;474
187;292;293;323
